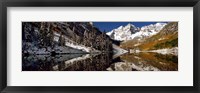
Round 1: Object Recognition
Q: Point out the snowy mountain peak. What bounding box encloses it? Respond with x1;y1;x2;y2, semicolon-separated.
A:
141;22;167;32
124;23;138;31
115;23;137;31
117;26;123;29
106;22;167;41
106;23;140;41
125;23;135;28
155;22;167;26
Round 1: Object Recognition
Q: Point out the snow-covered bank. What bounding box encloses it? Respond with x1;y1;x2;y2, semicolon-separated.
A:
23;42;87;55
54;32;101;53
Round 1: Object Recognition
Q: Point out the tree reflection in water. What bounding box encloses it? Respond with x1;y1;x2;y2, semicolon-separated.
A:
22;53;113;71
22;52;178;71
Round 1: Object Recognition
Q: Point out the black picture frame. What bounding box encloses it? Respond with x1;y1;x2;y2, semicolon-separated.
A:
0;0;199;93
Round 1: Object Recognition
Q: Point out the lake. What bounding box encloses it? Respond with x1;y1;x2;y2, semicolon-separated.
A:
22;52;178;71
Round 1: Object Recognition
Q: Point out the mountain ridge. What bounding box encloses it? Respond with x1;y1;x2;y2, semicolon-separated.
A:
106;22;167;41
120;22;178;51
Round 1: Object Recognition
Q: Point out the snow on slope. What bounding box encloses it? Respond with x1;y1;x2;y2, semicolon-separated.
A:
53;32;100;53
106;23;167;41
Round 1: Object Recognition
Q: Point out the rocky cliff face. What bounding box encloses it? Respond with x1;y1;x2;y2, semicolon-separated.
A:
159;22;178;35
22;22;113;55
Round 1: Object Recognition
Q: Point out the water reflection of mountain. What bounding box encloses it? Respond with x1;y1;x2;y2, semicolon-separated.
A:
22;52;178;71
108;52;178;71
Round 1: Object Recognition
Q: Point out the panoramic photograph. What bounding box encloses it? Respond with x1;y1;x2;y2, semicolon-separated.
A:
22;22;178;71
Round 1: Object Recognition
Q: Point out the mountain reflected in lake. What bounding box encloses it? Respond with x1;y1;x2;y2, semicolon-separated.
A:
108;52;178;71
22;52;178;71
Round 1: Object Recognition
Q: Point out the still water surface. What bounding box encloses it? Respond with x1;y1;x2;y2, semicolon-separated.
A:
22;52;178;71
